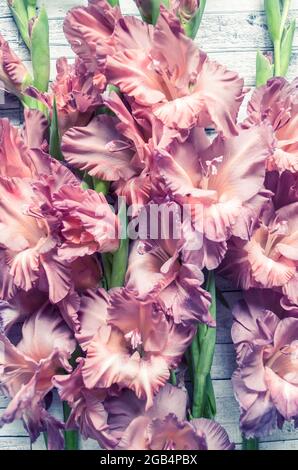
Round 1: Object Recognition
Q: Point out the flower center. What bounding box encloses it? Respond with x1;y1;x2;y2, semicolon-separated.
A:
263;220;289;257
266;341;298;380
125;328;143;352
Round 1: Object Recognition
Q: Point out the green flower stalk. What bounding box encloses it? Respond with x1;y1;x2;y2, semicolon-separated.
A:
7;0;31;49
63;402;79;451
110;198;129;288
264;0;295;78
49;98;64;161
242;437;259;450
191;271;217;419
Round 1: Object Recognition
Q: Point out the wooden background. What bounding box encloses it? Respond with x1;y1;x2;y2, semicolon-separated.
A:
0;0;298;451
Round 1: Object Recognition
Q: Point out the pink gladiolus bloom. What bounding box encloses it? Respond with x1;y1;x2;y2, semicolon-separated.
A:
54;358;118;448
26;57;102;134
105;384;234;450
0;304;76;448
220;201;298;310
63;0;121;88
0;115;119;319
106;8;244;136
61;92;178;212
244;78;298;174
76;288;195;408
125;202;213;326
232;290;298;437
0;33;31;97
154;125;274;269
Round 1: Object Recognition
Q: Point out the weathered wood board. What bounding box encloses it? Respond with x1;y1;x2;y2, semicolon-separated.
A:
0;0;297;450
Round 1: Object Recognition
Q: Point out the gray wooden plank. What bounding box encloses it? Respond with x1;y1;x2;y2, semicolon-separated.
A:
120;0;298;15
1;9;298;54
0;420;27;437
216;291;241;344
0;0;281;20
212;343;236;380
212;380;298;445
0;437;31;450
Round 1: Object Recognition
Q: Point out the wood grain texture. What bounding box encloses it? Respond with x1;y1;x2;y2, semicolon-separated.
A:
0;0;297;451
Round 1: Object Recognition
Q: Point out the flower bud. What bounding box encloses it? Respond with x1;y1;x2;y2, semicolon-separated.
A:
280;19;296;76
177;0;205;39
0;33;32;97
30;6;50;92
264;0;281;43
177;0;200;21
256;50;273;87
7;0;30;48
135;0;169;25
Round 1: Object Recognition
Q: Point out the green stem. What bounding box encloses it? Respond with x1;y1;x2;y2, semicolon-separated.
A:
110;199;129;288
274;39;281;76
102;253;112;289
191;271;217;418
170;370;177;386
242;437;259;450
63;402;79;450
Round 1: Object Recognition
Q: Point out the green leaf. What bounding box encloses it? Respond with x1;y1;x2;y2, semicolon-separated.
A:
106;0;119;5
183;0;207;39
31;6;50;92
8;0;31;49
256;50;274;87
264;0;282;42
49;98;64;161
280;19;296;76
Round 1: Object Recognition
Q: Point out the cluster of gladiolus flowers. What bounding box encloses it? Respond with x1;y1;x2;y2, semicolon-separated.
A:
0;0;297;450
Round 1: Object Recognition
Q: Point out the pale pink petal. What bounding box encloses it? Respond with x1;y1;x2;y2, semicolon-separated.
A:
191;418;235;450
76;288;109;350
61;115;137;180
106;49;166;106
265;367;298;420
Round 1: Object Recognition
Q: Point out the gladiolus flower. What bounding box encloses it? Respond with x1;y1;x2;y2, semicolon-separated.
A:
63;0;121;89
0;115;119;321
220;201;298;309
54;358;118;448
76;288;195;408
61;92;178;212
154;125;274;269
26;57;102;134
125;202;213;326
0;304;76;447
105;384;235;450
106;8;244;136
232;290;298;437
0;33;32;98
244;77;298;174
